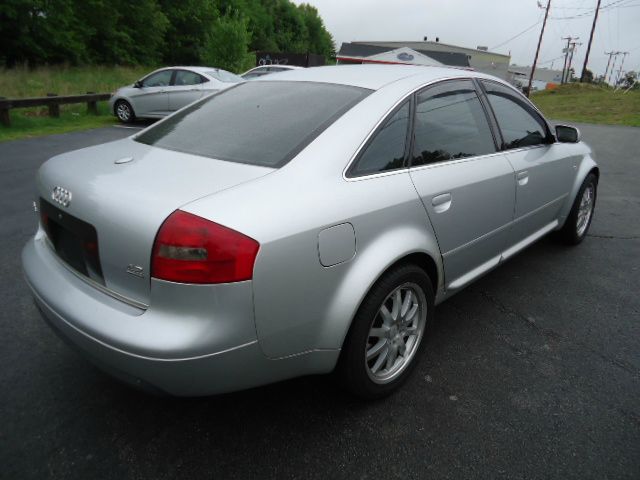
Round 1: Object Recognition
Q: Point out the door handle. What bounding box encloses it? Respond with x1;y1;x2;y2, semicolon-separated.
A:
516;171;529;186
432;193;452;213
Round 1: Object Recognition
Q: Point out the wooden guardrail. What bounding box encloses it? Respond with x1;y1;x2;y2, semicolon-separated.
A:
0;92;112;126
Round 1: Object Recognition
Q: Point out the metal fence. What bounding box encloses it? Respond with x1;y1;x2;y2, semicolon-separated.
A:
0;92;111;126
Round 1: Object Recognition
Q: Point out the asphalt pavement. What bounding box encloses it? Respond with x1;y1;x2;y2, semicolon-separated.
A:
1;123;638;479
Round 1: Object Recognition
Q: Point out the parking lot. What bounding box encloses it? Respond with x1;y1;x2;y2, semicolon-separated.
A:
1;123;638;479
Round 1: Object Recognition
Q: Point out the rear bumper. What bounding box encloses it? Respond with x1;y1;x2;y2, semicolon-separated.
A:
23;235;338;396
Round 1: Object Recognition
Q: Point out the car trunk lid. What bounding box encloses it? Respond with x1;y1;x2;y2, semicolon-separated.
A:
36;137;273;306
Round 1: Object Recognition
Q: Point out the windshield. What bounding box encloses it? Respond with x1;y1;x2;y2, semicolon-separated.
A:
205;69;244;83
135;81;372;168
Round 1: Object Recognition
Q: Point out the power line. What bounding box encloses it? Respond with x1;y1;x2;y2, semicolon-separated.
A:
490;19;542;50
540;54;566;64
549;0;634;19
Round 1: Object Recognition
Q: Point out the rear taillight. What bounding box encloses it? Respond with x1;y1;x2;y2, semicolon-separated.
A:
151;210;259;284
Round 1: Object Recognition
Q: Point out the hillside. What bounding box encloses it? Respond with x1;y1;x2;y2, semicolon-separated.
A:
531;83;640;127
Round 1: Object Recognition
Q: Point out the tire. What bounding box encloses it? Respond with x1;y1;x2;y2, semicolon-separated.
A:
114;99;135;124
557;172;598;245
338;263;435;400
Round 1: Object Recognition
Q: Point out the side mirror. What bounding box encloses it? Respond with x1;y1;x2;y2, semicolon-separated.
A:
555;125;581;143
134;80;143;88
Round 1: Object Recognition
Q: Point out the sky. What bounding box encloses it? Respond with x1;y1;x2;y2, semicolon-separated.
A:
293;0;640;77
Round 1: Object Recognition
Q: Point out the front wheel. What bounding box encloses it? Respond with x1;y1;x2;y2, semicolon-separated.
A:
114;99;135;124
338;264;435;399
557;172;598;245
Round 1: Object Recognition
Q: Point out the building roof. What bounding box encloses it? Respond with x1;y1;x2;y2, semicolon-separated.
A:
363;47;444;67
337;42;470;67
353;40;510;59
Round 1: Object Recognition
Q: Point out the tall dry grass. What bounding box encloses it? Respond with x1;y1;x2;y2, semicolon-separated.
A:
0;64;151;98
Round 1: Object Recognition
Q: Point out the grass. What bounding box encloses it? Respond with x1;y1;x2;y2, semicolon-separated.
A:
531;83;640;127
0;65;151;142
0;64;150;98
0;103;118;142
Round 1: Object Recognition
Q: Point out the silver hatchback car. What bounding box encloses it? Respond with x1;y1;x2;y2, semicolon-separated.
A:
23;65;597;398
109;66;243;123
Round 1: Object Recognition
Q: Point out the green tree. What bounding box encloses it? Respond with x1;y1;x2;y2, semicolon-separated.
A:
204;8;253;72
272;0;308;53
0;0;88;66
75;0;168;65
297;3;335;59
0;0;335;68
619;71;638;89
581;68;594;83
160;0;217;65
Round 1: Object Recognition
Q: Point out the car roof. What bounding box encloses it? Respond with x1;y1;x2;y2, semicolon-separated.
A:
156;66;230;75
244;65;303;74
252;65;303;69
254;64;497;91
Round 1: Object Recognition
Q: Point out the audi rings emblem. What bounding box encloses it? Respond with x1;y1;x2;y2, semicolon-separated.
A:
52;186;72;208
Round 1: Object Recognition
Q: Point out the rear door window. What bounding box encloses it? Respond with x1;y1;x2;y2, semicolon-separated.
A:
174;70;204;86
136;81;372;167
412;80;496;167
206;69;243;83
142;70;173;87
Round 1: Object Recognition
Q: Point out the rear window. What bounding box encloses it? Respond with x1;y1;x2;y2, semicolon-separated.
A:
205;69;243;83
135;81;371;167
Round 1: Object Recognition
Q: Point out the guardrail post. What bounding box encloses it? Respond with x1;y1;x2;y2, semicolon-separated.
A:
86;92;98;115
47;93;60;118
0;97;9;127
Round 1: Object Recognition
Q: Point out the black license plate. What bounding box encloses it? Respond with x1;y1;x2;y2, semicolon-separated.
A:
40;198;104;285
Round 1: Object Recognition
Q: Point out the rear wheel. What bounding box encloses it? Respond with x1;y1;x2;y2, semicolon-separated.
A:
557;172;598;245
115;100;135;124
338;264;434;399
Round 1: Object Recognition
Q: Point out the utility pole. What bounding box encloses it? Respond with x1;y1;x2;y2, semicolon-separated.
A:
561;36;579;84
566;42;581;83
603;51;615;84
580;0;602;82
607;52;620;85
614;52;629;87
527;0;552;97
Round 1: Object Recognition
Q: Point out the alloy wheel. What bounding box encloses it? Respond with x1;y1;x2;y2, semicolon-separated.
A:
576;183;595;237
365;282;427;384
116;102;131;122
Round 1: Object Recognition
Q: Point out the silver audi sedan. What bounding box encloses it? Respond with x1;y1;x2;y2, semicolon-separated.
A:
23;65;598;399
108;66;243;123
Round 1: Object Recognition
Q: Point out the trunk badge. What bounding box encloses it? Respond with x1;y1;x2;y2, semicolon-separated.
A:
51;186;72;207
114;156;134;164
126;264;144;278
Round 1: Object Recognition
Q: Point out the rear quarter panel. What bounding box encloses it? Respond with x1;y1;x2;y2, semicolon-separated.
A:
187;168;440;359
183;79;447;358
